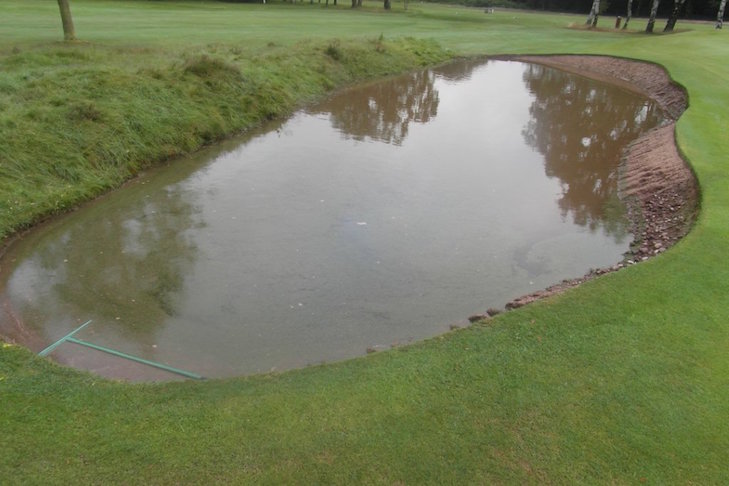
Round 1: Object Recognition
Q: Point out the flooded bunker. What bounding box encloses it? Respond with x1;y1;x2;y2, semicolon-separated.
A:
0;60;666;380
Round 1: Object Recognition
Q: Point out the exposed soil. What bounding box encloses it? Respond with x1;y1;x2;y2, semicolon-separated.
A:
497;55;698;311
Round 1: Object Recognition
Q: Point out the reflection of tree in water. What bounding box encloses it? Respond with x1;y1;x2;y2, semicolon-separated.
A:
313;69;439;145
30;185;200;340
522;64;663;235
432;58;486;82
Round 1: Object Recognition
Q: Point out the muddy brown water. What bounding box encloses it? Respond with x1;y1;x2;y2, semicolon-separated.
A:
0;60;665;381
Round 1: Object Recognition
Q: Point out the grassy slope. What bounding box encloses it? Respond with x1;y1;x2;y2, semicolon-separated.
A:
1;1;728;483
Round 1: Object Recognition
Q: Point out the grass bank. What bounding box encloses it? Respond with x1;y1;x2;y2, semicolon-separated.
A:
2;1;728;483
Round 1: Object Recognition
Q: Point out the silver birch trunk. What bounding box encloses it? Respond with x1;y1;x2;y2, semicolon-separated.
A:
717;0;728;28
664;0;686;31
646;0;660;32
57;0;76;41
586;0;601;26
623;0;633;29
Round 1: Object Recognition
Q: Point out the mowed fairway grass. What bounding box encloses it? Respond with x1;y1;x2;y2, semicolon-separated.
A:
1;0;728;483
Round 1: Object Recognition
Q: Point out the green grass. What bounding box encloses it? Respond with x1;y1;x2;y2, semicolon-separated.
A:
1;1;728;483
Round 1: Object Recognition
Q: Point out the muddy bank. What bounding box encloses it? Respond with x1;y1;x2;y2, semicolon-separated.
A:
499;55;698;311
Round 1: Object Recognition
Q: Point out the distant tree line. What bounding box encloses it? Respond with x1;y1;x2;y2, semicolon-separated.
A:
223;0;727;26
417;0;721;19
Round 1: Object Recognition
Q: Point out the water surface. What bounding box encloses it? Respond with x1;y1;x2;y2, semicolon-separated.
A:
0;60;664;380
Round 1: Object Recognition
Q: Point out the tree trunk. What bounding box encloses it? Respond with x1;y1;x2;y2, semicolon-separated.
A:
717;0;727;28
646;0;660;32
586;0;600;27
384;0;391;9
57;0;76;41
663;0;686;31
623;0;633;28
